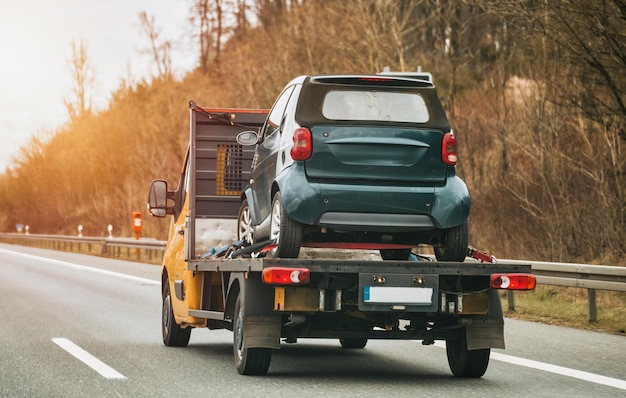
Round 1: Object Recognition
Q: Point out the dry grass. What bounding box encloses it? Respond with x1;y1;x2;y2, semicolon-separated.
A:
501;285;626;336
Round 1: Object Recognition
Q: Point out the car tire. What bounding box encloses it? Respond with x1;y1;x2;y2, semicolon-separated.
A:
237;199;254;245
446;329;490;378
434;221;468;262
270;192;302;258
380;249;412;260
339;338;368;349
233;295;272;375
162;279;191;347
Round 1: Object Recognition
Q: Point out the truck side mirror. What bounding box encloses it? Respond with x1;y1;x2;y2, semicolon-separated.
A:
236;130;259;146
148;179;172;217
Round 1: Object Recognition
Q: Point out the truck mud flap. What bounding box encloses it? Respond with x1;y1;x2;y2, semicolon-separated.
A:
465;320;505;350
465;289;505;350
243;316;281;349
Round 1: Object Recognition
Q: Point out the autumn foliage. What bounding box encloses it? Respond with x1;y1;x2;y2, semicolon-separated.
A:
0;0;624;265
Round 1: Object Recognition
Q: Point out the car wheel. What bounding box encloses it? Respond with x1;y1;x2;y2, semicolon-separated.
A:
233;295;272;375
434;221;468;262
237;199;254;245
269;192;302;258
380;249;412;260
162;279;191;347
339;338;368;349
446;329;490;378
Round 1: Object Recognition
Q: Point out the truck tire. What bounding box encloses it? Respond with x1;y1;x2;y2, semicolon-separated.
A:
446;329;490;378
434;221;468;262
270;192;302;258
237;199;254;245
162;280;191;347
233;295;272;375
339;338;368;349
380;249;412;260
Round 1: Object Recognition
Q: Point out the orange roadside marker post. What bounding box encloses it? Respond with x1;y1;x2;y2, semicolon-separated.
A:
132;211;142;257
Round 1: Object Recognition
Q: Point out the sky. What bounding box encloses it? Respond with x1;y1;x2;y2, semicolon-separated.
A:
0;0;196;170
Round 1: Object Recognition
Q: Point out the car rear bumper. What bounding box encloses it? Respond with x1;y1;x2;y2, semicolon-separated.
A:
318;212;435;232
276;165;469;231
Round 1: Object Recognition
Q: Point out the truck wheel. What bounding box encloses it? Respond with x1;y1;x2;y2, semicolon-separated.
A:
270;192;302;258
434;222;468;262
237;199;254;245
446;330;490;378
233;295;272;375
380;249;412;260
162;280;191;347
339;338;368;349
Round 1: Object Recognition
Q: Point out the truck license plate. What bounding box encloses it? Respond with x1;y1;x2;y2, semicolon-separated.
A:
363;286;433;305
358;273;438;312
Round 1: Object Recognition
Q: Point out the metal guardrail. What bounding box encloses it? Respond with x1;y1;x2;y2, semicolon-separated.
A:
0;233;166;262
1;233;624;322
502;259;626;292
496;259;626;322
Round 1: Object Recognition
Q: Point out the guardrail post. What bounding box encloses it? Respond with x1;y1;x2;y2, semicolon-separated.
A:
588;288;597;323
507;291;515;311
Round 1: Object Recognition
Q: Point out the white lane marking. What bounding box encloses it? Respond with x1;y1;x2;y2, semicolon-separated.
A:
432;341;626;391
0;248;159;285
52;338;126;379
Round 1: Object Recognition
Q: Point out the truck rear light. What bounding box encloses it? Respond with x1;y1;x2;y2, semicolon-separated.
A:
262;267;310;285
491;274;536;290
290;127;312;161
442;132;458;166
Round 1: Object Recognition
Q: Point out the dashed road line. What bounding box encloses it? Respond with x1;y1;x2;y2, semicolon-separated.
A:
52;338;126;379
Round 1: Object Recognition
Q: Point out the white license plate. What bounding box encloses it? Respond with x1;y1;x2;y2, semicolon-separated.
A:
363;286;433;305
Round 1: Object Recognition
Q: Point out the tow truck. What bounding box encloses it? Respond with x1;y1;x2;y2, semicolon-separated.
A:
147;101;535;376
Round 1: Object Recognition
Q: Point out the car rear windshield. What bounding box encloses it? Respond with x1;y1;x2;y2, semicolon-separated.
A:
322;90;429;123
295;76;451;131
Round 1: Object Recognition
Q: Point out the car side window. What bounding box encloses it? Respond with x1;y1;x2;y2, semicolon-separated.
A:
261;85;295;140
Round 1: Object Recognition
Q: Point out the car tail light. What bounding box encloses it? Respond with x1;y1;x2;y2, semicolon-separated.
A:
491;274;536;290
442;132;458;166
290;127;312;161
262;267;310;285
358;77;392;82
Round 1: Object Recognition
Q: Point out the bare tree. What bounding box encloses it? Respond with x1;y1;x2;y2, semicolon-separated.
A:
233;0;252;36
255;0;285;29
138;11;172;79
467;0;626;261
64;39;94;121
189;0;233;72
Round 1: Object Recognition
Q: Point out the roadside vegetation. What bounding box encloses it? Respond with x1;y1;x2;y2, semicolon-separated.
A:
0;1;624;328
502;287;626;336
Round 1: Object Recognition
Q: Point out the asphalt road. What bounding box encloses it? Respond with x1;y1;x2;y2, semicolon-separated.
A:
1;243;624;397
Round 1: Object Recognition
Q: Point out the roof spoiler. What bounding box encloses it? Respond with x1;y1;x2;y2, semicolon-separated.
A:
377;66;433;83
